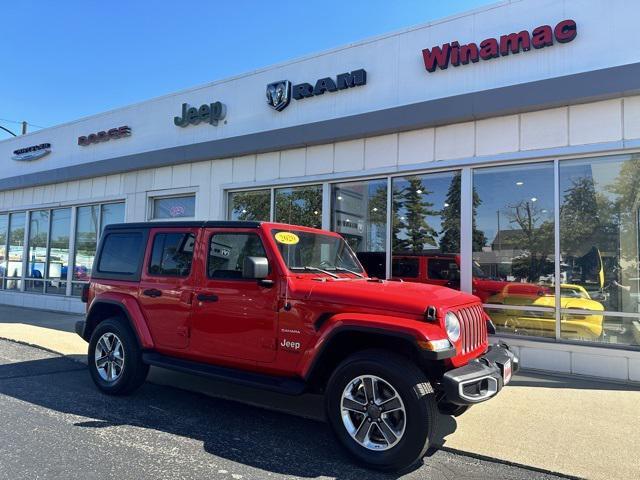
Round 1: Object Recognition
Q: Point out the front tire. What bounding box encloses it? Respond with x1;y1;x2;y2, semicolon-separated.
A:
438;402;471;417
325;350;437;471
88;317;149;395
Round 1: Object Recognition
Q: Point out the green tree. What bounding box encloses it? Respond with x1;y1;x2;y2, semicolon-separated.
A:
506;200;554;281
275;186;322;228
439;172;487;253
559;177;601;257
229;191;271;221
394;177;439;253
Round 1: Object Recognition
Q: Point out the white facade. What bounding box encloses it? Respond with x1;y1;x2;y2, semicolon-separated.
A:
2;0;640;381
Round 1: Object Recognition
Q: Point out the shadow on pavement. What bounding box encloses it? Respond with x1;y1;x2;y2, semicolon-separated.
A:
508;371;640;391
0;304;81;334
0;355;458;480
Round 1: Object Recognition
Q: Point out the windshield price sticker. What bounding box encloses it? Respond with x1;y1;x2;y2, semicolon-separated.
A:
275;232;299;245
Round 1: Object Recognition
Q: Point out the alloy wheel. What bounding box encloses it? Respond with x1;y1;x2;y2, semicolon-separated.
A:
340;374;406;451
94;332;125;382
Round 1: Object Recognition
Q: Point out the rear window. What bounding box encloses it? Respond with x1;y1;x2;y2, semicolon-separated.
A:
97;233;143;275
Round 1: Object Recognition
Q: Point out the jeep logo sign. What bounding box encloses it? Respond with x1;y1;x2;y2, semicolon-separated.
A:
174;102;227;127
266;69;367;111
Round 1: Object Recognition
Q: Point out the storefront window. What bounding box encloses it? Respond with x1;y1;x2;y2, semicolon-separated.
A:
72;205;99;293
391;171;461;288
46;208;71;295
25;210;49;293
6;212;25;290
332;179;388;278
101;202;125;233
274;185;322;229
473;162;555;338
152;195;195;219
560;155;640;346
228;190;271;221
0;214;7;289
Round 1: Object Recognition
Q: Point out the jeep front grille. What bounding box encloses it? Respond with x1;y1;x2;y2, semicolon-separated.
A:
457;304;488;354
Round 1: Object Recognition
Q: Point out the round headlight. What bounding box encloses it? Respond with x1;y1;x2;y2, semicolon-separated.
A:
445;312;461;342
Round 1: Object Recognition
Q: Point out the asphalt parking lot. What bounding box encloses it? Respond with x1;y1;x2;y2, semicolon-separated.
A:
0;339;570;480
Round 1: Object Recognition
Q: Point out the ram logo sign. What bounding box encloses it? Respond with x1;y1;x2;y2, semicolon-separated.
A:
266;69;367;112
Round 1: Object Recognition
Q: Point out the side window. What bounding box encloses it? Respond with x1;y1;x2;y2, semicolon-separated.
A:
148;233;195;277
97;233;143;275
392;257;419;278
208;233;266;280
427;259;459;280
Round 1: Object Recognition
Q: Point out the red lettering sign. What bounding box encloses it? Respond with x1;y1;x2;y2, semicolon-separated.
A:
421;19;577;73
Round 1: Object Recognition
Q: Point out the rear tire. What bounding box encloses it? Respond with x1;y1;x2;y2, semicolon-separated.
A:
88;317;149;395
325;349;437;471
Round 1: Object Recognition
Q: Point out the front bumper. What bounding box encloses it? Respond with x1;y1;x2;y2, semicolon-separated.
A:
440;343;519;405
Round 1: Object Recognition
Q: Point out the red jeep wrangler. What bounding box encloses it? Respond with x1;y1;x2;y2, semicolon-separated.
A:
76;221;518;471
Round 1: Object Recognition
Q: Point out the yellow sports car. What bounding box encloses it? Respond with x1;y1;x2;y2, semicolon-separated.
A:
487;284;604;340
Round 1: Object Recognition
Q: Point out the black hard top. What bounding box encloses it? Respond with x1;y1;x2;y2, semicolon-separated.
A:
104;221;262;230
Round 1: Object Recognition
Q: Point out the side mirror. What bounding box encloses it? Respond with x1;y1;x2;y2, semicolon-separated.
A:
243;256;269;279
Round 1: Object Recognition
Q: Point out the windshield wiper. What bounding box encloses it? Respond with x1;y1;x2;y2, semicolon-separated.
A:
302;266;339;279
334;266;366;278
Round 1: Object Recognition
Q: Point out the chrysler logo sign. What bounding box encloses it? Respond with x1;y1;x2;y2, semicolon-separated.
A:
266;69;367;111
12;143;51;161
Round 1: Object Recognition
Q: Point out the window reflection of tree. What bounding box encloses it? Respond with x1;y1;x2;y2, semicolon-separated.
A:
229;191;271;221
505;200;554;283
275;187;322;228
561;155;640;314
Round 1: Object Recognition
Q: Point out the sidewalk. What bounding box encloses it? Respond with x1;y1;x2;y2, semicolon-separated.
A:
1;305;638;480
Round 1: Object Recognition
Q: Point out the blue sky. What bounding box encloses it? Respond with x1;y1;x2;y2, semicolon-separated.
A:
0;0;494;139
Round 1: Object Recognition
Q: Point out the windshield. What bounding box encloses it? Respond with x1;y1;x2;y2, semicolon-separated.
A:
272;229;365;275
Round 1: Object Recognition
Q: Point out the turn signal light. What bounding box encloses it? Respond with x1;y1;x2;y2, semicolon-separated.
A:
417;339;452;351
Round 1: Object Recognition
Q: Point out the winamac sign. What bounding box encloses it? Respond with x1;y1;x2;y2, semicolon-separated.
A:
421;19;577;73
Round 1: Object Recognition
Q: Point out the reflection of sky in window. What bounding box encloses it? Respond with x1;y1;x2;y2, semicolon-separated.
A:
474;163;554;246
393;172;456;248
332;180;387;252
560;156;623;202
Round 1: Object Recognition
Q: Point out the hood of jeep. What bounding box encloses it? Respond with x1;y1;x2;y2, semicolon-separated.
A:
293;277;479;317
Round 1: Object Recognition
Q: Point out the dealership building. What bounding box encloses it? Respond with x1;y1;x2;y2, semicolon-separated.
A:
1;0;639;381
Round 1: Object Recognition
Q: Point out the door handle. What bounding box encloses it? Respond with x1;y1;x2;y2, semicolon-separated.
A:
143;288;162;298
196;293;219;302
